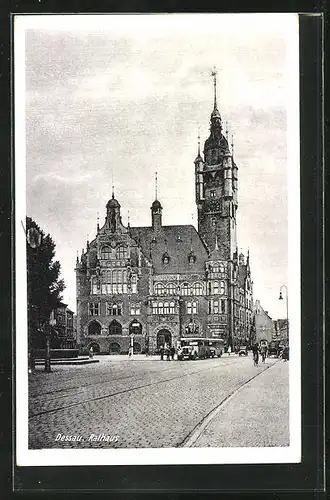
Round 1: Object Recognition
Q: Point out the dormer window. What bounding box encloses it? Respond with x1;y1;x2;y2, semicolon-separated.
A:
162;252;170;265
210;190;216;198
188;250;196;264
177;234;182;242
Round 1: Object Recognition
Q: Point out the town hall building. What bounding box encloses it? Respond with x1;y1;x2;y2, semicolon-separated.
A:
75;74;254;355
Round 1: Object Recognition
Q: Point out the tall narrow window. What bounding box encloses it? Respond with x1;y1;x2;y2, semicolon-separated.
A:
219;263;225;273
220;281;225;294
89;303;99;316
213;300;219;314
167;283;176;295
152;301;158;315
158;302;164;315
169;301;175;314
220;299;226;314
131;274;137;293
163;302;169;314
181;282;190;296
213;281;219;294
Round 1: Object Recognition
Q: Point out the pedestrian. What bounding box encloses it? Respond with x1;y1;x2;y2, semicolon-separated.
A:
165;343;171;361
128;346;133;358
160;345;164;361
260;345;267;363
89;346;94;358
170;345;175;360
252;343;259;366
227;345;231;356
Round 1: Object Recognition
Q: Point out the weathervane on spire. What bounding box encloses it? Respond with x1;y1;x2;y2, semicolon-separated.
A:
211;66;217;110
197;128;201;156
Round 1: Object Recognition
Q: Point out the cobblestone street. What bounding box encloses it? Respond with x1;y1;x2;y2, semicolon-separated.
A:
28;355;289;449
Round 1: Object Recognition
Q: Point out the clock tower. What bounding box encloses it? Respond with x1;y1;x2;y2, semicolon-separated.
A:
195;70;238;259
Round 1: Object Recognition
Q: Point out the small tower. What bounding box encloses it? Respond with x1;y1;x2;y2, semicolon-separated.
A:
194;132;204;204
106;188;121;233
151;172;163;232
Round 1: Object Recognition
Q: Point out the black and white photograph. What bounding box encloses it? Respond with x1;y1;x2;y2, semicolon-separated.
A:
15;13;301;466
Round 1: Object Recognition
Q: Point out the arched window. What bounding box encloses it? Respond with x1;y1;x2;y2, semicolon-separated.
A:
91;277;100;295
192;282;203;296
169;301;175;314
163;302;169;314
109;320;122;336
213;300;219;314
219;263;225;273
158;302;164;315
212;263;219;273
181;282;190;296
152;301;158;315
101;246;111;260
88;320;101;336
213;281;219;294
167;283;176;296
155;283;165;296
220;281;226;294
116;245;128;260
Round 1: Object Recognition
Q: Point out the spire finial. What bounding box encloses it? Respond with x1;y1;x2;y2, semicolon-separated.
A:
211;66;217;110
127;209;130;228
97;212;100;232
197;128;201;156
76;250;79;263
155;171;158;200
225;121;229;138
231;134;234;155
112;184;114;199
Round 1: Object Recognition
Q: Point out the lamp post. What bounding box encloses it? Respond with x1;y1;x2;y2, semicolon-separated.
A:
279;285;289;343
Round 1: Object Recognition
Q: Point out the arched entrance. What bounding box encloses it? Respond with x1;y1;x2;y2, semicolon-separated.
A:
89;342;100;353
109;342;121;354
157;329;172;349
88;320;101;336
109;320;122;336
129;320;142;336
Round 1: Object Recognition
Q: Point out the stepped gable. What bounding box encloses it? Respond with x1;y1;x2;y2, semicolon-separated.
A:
130;224;208;274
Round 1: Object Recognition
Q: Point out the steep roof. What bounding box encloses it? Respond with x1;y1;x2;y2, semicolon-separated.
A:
237;264;248;288
130;224;208;274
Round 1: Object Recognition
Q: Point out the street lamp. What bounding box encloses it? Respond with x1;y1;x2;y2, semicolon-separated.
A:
279;285;289;343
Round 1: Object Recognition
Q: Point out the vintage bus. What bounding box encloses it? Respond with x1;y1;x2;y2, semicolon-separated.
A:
177;337;225;360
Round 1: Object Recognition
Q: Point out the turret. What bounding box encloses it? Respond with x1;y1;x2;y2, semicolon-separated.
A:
106;189;121;233
151;199;162;232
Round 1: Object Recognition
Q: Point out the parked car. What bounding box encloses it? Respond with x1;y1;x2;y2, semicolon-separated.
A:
238;346;248;356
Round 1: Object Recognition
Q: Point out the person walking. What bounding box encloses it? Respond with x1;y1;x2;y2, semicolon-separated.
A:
260;345;267;363
227;345;231;356
89;346;94;358
170;345;175;360
160;345;164;361
165;343;171;361
252;343;259;366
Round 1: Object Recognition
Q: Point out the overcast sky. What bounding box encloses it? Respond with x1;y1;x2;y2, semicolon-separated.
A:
21;14;299;319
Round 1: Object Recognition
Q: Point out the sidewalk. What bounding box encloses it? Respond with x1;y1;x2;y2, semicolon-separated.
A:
190;360;290;448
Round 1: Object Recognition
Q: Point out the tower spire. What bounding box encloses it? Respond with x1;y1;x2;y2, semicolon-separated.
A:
231;134;234;155
198;129;201;156
211;67;217;111
97;212;100;232
155;171;158;200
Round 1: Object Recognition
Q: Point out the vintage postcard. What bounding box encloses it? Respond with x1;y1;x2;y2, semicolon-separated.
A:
15;13;301;466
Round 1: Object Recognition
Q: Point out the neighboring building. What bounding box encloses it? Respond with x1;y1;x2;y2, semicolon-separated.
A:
50;302;76;349
254;299;275;345
75;74;254;355
273;319;289;342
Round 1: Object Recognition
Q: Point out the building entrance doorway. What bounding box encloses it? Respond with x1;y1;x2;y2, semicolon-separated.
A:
156;329;172;349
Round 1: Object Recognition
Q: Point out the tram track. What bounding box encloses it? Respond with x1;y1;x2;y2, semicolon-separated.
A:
29;357;237;400
29;359;240;418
